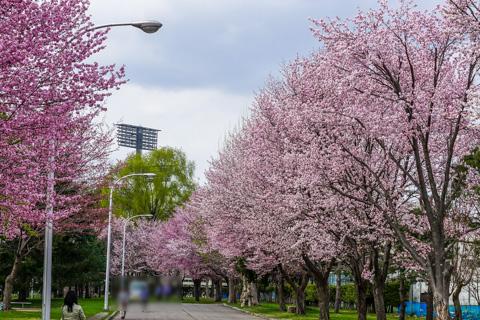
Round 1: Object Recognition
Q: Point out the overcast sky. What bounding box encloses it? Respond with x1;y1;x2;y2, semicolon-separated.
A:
89;0;440;184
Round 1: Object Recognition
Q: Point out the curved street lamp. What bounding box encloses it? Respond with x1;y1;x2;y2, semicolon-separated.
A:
89;20;163;33
41;19;161;320
104;173;156;311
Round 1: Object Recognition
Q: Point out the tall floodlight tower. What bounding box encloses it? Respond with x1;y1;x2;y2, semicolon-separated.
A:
116;124;160;154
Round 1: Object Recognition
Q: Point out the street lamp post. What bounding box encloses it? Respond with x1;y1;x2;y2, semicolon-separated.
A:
103;173;155;311
120;214;153;288
89;21;162;34
40;18;161;320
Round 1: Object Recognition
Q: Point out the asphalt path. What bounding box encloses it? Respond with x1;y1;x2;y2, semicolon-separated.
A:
116;303;262;320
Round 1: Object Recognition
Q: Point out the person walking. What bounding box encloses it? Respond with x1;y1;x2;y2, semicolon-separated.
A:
140;285;149;312
61;291;86;320
118;288;129;319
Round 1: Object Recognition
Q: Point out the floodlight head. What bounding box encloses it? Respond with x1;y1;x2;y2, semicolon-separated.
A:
144;173;156;177
132;20;163;33
116;124;160;152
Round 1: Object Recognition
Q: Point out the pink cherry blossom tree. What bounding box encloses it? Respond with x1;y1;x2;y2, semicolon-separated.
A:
306;1;480;318
198;2;480;320
0;0;123;309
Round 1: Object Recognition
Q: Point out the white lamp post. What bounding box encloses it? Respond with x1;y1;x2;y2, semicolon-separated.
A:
41;18;161;320
103;173;155;311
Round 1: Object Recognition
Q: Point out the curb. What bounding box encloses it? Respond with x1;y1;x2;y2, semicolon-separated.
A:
105;310;119;320
223;303;275;320
88;311;118;320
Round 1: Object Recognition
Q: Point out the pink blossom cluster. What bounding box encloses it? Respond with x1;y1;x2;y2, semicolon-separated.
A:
0;0;124;238
109;190;232;281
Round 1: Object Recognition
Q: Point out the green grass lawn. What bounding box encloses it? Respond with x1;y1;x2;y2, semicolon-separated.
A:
230;303;416;320
180;296;216;304
0;298;115;320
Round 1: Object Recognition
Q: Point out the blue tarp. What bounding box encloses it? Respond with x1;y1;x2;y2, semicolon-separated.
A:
402;302;480;319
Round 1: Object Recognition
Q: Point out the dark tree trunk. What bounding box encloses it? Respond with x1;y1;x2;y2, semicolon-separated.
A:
228;277;236;304
79;284;84;298
371;244;391;320
210;281;215;298
18;288;28;301
193;279;201;302
276;270;286;312
294;273;308;315
250;282;259;306
347;252;368;320
335;265;342;313
453;286;463;320
282;266;308;315
214;279;222;302
426;284;434;320
178;284;184;300
295;281;307;315
55;286;59;299
398;273;407;320
315;276;330;320
3;254;22;310
372;280;386;320
355;279;368;320
302;256;334;320
205;279;211;298
85;283;90;299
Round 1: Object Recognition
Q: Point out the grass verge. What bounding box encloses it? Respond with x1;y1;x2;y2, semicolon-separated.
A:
0;298;115;320
227;303;412;320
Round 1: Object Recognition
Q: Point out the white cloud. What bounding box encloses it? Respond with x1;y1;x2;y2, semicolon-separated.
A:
104;83;252;183
89;0;442;185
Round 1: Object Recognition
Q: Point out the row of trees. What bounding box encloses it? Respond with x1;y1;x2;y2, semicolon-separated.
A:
0;144;197;307
0;234;107;301
113;1;480;320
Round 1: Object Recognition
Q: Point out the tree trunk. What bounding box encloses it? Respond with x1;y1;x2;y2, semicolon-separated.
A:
295;285;306;315
434;294;451;320
18;288;28;301
193;279;201;302
240;276;249;307
250;282;259;306
370;244;391;320
277;270;286;312
302;256;334;319
316;276;330;320
3;254;22;310
293;272;309;315
355;280;368;320
398;274;407;320
214;279;222;302
372;280;386;320
228;277;236;304
85;283;90;299
335;266;341;313
79;283;84;298
453;286;463;320
205;279;211;298
210;281;215;298
426;284;434;320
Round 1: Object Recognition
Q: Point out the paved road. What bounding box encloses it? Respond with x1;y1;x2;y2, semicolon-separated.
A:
117;303;262;320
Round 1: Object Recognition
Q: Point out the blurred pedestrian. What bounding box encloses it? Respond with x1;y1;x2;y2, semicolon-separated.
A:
140;285;149;312
118;288;129;320
61;291;86;320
